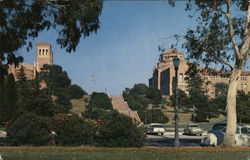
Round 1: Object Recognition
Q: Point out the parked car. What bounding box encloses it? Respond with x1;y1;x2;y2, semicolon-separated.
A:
201;124;250;147
207;122;227;134
183;124;203;136
145;123;166;135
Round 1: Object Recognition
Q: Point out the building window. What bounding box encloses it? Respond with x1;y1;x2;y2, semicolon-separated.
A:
204;76;208;80
244;84;247;88
46;49;48;55
39;49;41;55
241;76;247;81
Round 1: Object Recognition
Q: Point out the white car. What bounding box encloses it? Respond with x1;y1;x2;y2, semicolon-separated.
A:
145;123;166;135
201;124;250;147
183;124;203;136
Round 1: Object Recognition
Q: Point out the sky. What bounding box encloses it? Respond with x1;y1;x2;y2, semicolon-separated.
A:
18;1;196;96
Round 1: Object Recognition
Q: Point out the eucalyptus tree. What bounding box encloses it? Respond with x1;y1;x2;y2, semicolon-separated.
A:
0;0;103;80
183;0;250;146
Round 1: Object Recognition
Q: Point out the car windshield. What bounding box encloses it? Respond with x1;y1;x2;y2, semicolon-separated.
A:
212;123;227;130
240;127;250;134
220;127;250;134
151;125;163;128
190;125;198;128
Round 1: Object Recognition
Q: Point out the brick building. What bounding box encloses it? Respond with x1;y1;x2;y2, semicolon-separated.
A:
149;49;250;98
8;43;53;81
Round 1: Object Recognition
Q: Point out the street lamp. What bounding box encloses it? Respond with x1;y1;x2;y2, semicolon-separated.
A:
173;56;180;147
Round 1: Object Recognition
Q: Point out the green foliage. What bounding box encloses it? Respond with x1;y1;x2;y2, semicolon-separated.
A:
64;84;87;99
123;94;150;111
146;87;162;105
184;1;248;70
185;63;219;122
123;83;148;96
138;109;169;124
54;93;72;114
83;107;110;120
51;115;95;146
237;91;250;123
170;89;189;110
39;64;71;95
123;83;167;123
17;72;56;117
123;84;150;111
94;111;145;147
88;92;112;110
6;112;51;146
213;82;228;114
0;74;19;122
0;0;103;80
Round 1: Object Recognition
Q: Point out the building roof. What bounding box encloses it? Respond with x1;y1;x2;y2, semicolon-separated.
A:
161;49;184;56
20;63;34;70
36;42;51;46
201;70;250;76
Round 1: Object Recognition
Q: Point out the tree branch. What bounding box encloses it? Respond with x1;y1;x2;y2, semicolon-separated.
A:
212;55;234;70
225;0;242;60
241;4;250;58
203;48;234;70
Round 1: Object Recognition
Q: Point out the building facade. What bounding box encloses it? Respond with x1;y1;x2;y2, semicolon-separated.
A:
8;43;53;81
149;49;250;98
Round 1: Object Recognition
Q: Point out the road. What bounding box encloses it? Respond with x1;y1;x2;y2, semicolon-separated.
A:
146;133;203;147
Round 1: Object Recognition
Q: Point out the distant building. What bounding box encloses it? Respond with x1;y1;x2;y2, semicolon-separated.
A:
149;49;250;98
8;43;53;81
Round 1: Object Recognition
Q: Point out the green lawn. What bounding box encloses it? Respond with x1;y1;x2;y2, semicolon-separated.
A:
0;147;250;160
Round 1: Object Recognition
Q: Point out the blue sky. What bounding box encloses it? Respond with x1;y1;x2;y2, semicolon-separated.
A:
18;1;196;95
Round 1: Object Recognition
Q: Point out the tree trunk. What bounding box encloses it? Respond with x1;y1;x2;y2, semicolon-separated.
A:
222;68;241;147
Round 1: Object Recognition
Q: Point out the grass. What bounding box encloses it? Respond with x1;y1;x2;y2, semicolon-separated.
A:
0;147;250;160
70;96;89;115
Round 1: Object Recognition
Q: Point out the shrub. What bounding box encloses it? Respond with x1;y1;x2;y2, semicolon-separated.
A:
6;112;51;146
94;111;145;147
88;92;112;110
64;84;87;99
51;114;95;146
138;109;169;124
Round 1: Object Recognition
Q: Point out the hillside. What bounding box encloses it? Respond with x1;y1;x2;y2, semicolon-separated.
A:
70;95;89;115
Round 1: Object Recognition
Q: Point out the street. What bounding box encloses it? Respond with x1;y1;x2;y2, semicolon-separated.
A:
146;133;203;147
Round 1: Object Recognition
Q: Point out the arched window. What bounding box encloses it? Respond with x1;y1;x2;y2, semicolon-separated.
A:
39;49;41;55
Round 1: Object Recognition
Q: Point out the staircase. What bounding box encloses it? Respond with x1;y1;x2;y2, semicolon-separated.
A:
110;96;141;123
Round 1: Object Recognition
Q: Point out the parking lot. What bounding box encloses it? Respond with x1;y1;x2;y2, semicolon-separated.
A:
146;131;204;147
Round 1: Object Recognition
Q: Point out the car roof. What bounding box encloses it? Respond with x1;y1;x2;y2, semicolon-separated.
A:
150;123;163;125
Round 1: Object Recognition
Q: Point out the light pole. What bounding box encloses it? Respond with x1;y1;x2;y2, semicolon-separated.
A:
173;56;180;147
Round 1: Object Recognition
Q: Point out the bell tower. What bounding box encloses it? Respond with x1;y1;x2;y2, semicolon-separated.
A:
36;43;53;72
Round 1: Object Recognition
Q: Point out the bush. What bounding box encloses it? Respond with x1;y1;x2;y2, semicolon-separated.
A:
138;109;169;124
64;84;87;99
94;111;145;147
51;114;95;146
6;112;51;146
88;92;112;110
83;107;110;120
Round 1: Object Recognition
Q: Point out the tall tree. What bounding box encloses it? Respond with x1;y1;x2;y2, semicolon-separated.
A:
17;70;55;117
183;0;250;146
0;0;103;80
3;74;19;121
185;63;213;121
236;91;250;123
39;64;71;95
